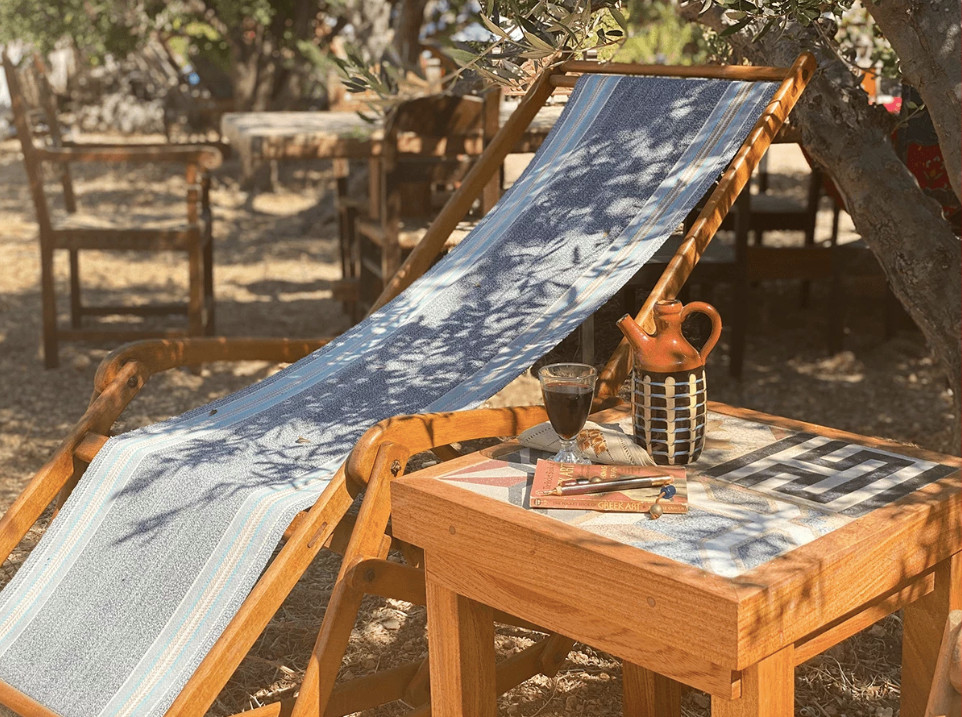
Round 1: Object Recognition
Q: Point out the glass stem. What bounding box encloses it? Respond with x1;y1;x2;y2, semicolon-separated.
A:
560;437;577;455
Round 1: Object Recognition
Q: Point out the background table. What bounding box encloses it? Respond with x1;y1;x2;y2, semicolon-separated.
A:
221;104;565;185
392;403;960;717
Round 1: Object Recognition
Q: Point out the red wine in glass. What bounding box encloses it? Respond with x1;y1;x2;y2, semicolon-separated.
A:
542;382;593;439
538;363;598;464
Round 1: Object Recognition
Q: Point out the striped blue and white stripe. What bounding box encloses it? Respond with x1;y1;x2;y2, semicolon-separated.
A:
0;74;777;717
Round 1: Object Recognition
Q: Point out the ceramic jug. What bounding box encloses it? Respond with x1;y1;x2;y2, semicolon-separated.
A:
616;300;722;465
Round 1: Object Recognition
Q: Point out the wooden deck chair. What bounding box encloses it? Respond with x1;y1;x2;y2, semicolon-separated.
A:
0;54;814;717
2;51;223;369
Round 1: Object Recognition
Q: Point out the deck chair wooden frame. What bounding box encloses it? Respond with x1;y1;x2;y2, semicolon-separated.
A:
0;53;815;717
2;51;223;370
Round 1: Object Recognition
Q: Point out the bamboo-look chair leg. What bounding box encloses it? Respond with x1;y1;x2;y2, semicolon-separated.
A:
202;173;215;334
185;161;205;337
798;169;822;310
203;235;215;335
187;239;206;337
69;249;82;329
730;190;751;380
40;236;58;369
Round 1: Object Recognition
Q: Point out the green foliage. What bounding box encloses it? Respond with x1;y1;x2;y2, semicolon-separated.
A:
173;20;232;76
835;3;898;78
707;0;844;38
0;0;144;60
471;0;626;83
334;0;719;114
699;0;897;78
0;0;355;107
614;1;709;64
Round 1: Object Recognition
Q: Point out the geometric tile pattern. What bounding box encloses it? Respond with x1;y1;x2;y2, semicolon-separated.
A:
703;432;957;517
436;411;957;578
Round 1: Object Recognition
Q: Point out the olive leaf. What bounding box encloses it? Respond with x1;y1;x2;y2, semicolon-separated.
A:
480;13;510;40
445;48;481;67
719;16;752;36
610;7;628;31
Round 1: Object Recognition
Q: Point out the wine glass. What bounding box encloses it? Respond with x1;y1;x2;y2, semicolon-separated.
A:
538;363;598;464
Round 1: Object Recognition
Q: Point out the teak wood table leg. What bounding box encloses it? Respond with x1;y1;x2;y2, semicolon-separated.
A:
425;565;497;717
622;662;682;717
901;552;961;717
712;646;793;717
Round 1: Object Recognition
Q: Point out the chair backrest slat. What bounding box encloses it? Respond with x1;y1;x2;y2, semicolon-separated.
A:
31;54;77;213
386;93;485;139
2;51;54;236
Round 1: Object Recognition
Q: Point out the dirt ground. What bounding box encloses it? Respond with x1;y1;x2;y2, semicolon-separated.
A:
0;138;955;717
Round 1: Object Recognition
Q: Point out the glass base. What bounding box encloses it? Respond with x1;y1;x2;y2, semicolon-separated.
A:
549;443;591;464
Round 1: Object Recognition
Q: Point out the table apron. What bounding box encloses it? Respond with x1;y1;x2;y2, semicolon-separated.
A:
791;568;936;665
423;550;742;700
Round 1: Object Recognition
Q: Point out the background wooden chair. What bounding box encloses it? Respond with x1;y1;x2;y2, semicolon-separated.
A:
751;156;824;246
340;90;500;319
3;51;222;368
577;163;889;378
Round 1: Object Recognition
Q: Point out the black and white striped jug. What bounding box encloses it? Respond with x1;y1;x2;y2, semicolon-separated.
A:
616;300;722;466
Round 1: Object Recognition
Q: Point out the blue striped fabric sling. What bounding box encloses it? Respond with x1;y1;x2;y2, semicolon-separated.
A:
0;74;777;717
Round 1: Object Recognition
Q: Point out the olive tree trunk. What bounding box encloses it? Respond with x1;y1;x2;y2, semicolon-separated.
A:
393;0;431;69
680;3;962;452
864;0;961;201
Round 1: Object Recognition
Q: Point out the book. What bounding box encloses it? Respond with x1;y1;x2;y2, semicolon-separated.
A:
529;460;688;513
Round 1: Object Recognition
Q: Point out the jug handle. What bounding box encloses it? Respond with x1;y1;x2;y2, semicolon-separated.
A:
680;302;723;362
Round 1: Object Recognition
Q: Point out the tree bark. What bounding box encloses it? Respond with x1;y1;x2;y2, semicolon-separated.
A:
680;3;962;452
864;0;962;201
348;0;394;62
227;21;275;111
393;0;431;69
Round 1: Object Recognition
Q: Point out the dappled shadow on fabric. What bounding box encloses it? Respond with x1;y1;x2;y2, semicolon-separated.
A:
0;74;779;717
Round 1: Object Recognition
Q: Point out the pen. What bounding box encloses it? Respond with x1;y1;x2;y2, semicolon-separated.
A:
546;475;674;496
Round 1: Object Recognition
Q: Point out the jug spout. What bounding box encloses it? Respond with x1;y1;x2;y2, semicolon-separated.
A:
616;313;652;352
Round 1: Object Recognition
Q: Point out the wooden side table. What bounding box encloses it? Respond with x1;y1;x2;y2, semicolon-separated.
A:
391;403;960;717
219;105;565;187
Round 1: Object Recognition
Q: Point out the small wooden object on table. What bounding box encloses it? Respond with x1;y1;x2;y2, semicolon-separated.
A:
391;402;960;717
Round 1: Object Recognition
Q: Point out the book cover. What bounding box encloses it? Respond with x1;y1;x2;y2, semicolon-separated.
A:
529;460;688;513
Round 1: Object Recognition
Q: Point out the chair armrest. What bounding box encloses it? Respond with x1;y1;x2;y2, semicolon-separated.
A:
346;405;549;488
94;337;335;393
346;395;627;488
36;145;223;170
